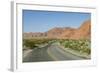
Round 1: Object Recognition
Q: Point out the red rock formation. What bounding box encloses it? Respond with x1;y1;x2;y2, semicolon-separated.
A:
71;20;91;39
23;20;91;40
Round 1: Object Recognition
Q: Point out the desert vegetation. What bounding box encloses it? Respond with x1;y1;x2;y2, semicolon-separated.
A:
23;38;54;49
23;38;91;55
59;39;91;55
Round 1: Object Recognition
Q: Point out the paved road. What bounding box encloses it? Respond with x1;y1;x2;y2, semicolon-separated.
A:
23;44;53;62
23;43;84;62
47;44;84;61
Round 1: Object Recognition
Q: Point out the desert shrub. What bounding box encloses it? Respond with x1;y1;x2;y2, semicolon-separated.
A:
59;39;91;55
23;38;54;49
23;39;38;49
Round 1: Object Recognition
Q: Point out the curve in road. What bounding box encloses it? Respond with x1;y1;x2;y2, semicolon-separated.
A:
47;44;84;61
23;43;85;62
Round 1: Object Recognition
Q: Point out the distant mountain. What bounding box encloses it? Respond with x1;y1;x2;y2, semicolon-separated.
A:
23;20;91;39
71;20;91;39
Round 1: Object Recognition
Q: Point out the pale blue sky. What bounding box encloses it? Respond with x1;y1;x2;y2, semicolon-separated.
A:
23;10;91;32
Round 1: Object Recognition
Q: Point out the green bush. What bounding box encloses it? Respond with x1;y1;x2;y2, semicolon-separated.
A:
23;38;54;49
23;40;38;49
59;39;91;55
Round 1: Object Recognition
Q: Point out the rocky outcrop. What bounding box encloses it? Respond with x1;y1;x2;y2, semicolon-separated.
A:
23;20;91;39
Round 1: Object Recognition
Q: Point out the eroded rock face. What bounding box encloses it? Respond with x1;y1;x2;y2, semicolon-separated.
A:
71;20;91;39
23;20;91;39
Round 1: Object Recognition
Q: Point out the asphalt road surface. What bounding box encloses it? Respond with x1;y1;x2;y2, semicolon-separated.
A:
47;44;84;61
23;43;84;62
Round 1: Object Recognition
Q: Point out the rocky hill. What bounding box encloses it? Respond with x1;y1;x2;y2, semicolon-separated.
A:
23;20;91;39
71;20;91;39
